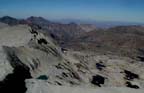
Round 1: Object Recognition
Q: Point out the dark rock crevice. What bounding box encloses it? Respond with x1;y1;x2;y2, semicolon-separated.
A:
0;65;32;93
0;46;32;93
126;81;140;89
124;70;139;80
91;75;105;87
96;63;106;71
38;38;48;45
137;56;144;62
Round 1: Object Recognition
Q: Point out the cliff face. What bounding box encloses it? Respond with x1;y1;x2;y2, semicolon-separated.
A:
0;25;31;81
0;24;66;93
0;24;64;77
0;24;89;93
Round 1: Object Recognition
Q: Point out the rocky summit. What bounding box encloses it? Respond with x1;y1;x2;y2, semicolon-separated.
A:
0;17;144;93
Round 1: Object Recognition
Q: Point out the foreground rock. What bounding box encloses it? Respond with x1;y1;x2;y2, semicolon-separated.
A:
0;24;144;93
26;79;144;93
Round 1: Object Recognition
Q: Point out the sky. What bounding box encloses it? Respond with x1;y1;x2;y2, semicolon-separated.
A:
0;0;144;23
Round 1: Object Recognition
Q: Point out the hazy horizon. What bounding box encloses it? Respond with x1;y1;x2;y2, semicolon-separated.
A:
0;0;144;23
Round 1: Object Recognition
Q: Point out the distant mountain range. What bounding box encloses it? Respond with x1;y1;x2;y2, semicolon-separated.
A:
0;16;144;28
53;18;144;28
0;16;144;58
0;16;97;42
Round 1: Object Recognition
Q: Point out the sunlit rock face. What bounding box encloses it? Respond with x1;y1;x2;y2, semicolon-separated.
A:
0;25;32;81
0;24;65;93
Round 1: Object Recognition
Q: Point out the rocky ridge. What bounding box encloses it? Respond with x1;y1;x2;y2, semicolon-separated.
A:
0;18;144;93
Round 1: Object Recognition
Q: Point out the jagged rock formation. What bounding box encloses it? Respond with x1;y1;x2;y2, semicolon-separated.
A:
0;24;65;92
0;24;91;92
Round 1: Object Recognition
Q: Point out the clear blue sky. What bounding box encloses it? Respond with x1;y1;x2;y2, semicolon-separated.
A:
0;0;144;23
